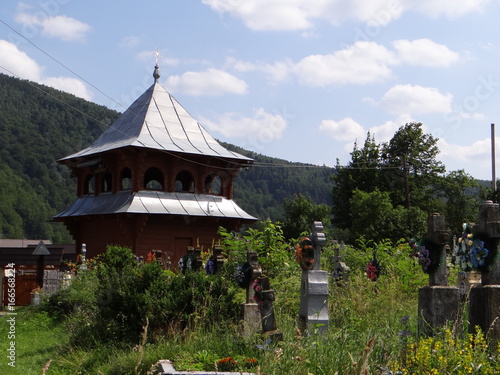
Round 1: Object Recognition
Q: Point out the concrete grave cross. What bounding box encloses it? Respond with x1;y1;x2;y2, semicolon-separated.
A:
310;221;326;270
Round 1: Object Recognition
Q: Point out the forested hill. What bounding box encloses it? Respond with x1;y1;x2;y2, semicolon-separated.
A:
0;73;335;242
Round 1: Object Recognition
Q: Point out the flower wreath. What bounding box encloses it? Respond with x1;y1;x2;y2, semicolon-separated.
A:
234;262;252;288
366;258;381;281
205;255;217;275
295;236;315;271
252;278;265;307
411;238;439;274
454;224;473;271
470;238;490;269
417;246;432;273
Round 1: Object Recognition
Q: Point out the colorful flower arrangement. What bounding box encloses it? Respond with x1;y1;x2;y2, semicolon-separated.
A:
252;278;265;308
234;262;252;288
417;246;431;272
366;258;381;281
410;238;438;274
205;256;217;275
216;357;237;371
470;239;489;269
295;236;315;270
454;224;474;271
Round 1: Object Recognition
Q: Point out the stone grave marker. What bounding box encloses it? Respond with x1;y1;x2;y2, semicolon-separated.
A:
417;213;460;336
298;221;329;334
332;242;350;285
469;200;500;343
242;250;262;335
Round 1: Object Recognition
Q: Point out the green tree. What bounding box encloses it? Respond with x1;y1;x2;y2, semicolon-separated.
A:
332;132;382;229
381;122;445;210
282;193;331;240
350;189;427;243
435;170;480;235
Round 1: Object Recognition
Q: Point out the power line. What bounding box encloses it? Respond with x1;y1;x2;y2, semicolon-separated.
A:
0;18;128;112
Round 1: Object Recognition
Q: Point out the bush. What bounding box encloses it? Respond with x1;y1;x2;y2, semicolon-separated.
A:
43;245;242;347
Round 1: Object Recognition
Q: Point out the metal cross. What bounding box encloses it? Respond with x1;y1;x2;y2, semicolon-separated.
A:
153;48;160;64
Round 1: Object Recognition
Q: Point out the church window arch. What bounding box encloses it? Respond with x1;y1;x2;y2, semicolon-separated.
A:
175;170;194;192
144;167;164;190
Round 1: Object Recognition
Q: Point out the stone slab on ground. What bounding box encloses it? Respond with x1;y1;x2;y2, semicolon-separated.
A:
154;360;255;375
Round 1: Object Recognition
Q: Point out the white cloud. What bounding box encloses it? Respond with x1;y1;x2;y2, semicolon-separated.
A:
225;57;292;83
393;39;460;67
379;84;453;115
165;68;248;96
15;12;91;42
0;40;92;100
319;118;366;142
42;76;92;100
203;0;403;31
407;0;491;18
0;40;43;81
203;0;487;31
227;39;459;88
293;41;396;86
200;108;287;140
202;0;313;31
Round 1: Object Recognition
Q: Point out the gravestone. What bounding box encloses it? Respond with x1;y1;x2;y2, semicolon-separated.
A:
253;275;283;341
418;213;460;336
332;242;350;285
242;251;262;335
298;221;329;334
469;200;500;343
80;243;88;271
213;242;225;274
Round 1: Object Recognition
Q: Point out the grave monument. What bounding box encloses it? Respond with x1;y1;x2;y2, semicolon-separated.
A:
469;200;500;343
297;221;329;334
417;213;460;336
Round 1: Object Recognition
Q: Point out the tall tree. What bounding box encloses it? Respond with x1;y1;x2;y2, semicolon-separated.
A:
381;122;445;210
332;132;382;229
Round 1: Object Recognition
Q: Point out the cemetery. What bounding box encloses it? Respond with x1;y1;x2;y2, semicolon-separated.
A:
3;65;500;374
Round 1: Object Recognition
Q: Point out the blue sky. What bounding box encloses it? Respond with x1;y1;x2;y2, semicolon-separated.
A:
1;1;500;181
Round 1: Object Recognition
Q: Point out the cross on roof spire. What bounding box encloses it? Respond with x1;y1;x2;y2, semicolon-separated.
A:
153;48;161;82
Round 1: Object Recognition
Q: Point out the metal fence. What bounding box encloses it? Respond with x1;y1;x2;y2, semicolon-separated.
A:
42;270;73;296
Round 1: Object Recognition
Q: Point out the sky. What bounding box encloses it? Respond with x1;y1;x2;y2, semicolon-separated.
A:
1;1;500;181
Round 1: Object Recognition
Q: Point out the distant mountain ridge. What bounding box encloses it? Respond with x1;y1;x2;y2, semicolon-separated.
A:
0;73;334;241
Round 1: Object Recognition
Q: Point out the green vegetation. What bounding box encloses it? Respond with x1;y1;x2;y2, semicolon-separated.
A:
3;224;500;374
332;124;485;243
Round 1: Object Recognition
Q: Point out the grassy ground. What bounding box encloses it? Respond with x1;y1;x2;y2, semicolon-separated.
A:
0;268;422;375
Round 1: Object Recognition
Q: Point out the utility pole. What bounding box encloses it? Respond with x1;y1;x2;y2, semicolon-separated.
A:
403;154;410;208
492;123;497;191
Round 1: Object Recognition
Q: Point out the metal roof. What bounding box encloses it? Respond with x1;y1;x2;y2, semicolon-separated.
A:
53;190;257;221
60;70;252;163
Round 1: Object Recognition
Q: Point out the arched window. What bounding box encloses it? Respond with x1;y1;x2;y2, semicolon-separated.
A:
175;170;194;192
102;172;112;192
120;168;132;190
84;174;95;195
144;167;164;190
205;175;222;195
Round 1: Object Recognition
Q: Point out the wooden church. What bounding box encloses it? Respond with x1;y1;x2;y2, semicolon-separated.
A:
53;63;257;265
